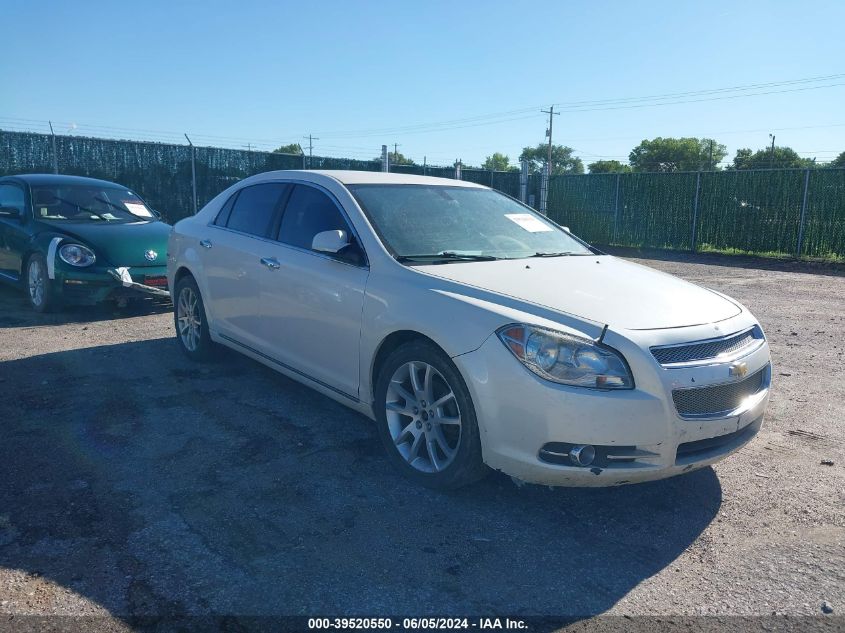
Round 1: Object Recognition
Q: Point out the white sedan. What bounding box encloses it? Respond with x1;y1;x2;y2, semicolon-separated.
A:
167;171;771;489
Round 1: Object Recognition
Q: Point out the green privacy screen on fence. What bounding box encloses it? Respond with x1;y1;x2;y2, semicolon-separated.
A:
546;168;845;260
1;130;843;260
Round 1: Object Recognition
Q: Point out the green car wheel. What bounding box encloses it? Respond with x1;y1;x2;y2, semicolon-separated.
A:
25;253;58;313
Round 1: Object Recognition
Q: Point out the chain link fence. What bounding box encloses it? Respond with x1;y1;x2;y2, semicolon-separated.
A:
2;129;842;260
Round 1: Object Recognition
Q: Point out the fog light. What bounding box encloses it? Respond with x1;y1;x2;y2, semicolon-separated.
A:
569;444;596;467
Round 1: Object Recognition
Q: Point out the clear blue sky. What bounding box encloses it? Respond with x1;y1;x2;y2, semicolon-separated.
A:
3;0;844;167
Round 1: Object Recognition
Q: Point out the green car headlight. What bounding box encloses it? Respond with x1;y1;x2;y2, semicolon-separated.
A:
497;324;634;390
59;244;96;267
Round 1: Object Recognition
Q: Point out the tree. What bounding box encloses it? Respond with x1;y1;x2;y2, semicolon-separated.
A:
587;159;631;174
628;137;726;172
482;152;511;171
731;146;814;170
827;151;845;168
274;143;303;154
518;144;584;175
374;151;415;166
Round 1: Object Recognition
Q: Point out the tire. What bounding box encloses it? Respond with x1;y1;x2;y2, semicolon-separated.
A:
374;340;487;490
173;275;216;361
24;253;58;313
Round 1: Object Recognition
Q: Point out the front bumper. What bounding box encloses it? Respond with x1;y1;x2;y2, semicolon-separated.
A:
54;265;170;305
453;317;771;487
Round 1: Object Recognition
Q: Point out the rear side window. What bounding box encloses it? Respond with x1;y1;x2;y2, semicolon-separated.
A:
213;191;238;226
278;185;351;250
225;183;288;237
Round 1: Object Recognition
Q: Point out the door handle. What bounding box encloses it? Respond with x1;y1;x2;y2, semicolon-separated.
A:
199;239;212;249
260;257;281;270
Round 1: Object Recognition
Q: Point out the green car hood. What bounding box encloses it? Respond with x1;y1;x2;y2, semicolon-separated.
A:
50;220;171;267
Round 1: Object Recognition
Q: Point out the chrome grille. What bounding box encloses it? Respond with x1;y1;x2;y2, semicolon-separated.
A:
672;365;768;417
651;328;760;365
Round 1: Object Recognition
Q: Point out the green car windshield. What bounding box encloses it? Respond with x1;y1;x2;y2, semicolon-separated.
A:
31;184;155;222
348;185;592;261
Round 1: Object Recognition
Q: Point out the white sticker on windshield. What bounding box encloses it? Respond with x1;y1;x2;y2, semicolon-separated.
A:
124;202;153;218
504;213;554;232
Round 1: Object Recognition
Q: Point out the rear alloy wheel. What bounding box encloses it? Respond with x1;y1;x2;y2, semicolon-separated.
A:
174;276;215;361
375;341;486;489
25;254;56;313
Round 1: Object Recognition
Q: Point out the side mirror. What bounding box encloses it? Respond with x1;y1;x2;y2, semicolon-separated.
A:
0;206;22;219
312;229;349;254
150;209;163;220
562;226;571;233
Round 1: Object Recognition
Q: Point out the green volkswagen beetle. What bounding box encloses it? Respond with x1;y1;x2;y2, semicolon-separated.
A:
0;174;171;312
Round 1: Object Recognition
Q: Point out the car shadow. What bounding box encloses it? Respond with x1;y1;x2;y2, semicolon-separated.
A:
0;283;171;328
0;337;722;624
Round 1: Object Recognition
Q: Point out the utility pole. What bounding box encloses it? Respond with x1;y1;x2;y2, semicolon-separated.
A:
541;105;560;172
393;143;401;165
768;134;776;170
708;139;714;171
304;134;319;169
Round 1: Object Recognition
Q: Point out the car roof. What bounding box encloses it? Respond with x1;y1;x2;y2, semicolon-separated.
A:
251;170;486;188
1;174;130;188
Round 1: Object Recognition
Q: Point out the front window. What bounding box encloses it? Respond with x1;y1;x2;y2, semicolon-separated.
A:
31;184;155;222
348;185;592;261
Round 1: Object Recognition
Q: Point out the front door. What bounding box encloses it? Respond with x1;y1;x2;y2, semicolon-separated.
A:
257;184;369;400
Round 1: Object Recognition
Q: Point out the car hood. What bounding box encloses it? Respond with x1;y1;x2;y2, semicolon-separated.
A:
414;255;741;330
49;220;171;267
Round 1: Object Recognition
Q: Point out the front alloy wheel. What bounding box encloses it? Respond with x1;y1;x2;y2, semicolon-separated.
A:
26;254;55;313
386;361;462;473
375;340;486;489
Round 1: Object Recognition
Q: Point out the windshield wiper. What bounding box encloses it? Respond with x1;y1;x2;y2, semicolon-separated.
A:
52;196;111;221
530;251;575;257
396;252;502;264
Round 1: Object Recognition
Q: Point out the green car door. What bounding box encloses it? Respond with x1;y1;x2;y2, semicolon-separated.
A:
0;181;28;280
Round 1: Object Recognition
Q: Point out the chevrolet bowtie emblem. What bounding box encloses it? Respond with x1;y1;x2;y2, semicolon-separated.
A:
729;361;749;378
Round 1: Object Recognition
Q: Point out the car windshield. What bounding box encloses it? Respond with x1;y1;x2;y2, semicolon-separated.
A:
30;184;155;222
348;185;592;262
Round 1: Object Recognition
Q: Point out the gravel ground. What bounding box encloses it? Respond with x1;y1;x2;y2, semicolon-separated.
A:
0;249;842;629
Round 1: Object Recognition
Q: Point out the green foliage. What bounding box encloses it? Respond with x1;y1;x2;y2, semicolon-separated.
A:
628;137;727;172
827;150;845;168
373;151;414;166
482;152;511;171
273;143;303;155
587;160;631;174
519;143;584;175
731;146;814;170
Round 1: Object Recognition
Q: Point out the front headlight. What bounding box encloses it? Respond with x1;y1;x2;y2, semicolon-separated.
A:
497;324;634;390
59;244;96;267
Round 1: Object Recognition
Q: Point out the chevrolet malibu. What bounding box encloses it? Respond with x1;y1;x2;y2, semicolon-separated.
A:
167;171;771;489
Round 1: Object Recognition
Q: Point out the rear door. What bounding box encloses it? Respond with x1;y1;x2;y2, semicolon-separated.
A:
198;182;290;348
257;183;369;400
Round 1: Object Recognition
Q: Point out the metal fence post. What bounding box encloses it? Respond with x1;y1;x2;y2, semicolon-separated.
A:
691;172;701;252
612;172;621;243
519;160;528;203
48;121;58;174
796;168;810;258
184;134;198;215
539;163;549;215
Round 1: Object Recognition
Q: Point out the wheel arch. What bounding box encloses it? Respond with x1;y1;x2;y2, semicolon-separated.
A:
370;330;448;405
